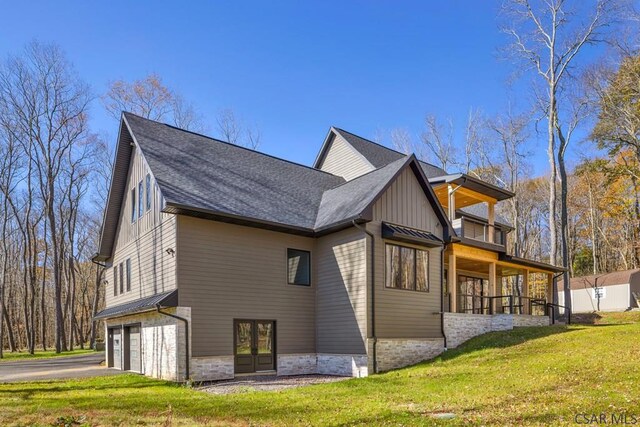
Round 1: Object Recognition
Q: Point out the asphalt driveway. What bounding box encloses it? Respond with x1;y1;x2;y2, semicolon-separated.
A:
0;352;124;383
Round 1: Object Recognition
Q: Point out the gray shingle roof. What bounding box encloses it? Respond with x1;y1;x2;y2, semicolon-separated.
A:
333;128;447;178
315;156;410;230
124;113;345;230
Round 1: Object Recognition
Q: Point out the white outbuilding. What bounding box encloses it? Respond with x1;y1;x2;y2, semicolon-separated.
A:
558;269;640;313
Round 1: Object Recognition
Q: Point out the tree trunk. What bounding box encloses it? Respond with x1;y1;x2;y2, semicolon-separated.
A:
89;267;103;349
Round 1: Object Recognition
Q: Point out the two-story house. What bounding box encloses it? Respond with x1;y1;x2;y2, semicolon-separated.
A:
94;113;562;381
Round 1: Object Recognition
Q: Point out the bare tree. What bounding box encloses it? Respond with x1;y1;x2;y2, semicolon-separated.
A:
0;42;93;352
104;74;206;132
419;115;457;170
390;128;414;154
503;0;624;312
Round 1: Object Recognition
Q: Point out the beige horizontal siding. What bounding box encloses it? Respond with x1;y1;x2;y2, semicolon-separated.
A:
177;216;316;357
106;143;177;308
369;167;443;339
316;227;368;354
114;146;172;250
106;215;177;306
318;133;374;181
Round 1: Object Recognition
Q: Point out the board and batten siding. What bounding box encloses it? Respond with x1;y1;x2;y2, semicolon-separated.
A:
368;167;443;339
318;133;374;181
106;145;177;307
316;227;368;354
176;216;316;357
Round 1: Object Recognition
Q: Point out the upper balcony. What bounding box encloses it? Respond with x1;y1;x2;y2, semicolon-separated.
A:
452;216;506;248
429;173;514;251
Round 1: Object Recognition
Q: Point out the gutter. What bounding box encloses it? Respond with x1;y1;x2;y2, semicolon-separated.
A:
352;220;377;374
156;304;190;381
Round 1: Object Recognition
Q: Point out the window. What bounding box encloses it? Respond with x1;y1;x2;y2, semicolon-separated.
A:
145;174;151;212
138;181;144;218
385;244;429;292
131;188;136;223
126;259;131;292
114;267;118;296
287;249;311;286
119;263;124;294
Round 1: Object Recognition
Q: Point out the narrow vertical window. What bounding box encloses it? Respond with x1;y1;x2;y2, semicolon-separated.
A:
114;267;118;296
119;263;124;294
126;259;131;292
138;181;144;218
131;188;136;223
145;174;151;211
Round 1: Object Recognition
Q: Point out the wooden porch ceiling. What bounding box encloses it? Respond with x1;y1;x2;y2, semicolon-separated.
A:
433;184;497;210
446;243;556;275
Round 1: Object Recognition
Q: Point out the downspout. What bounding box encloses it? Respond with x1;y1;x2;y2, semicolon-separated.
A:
156;304;190;381
352;220;377;374
440;244;447;349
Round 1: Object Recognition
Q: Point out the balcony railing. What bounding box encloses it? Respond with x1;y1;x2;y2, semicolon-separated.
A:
452;217;504;246
450;294;547;316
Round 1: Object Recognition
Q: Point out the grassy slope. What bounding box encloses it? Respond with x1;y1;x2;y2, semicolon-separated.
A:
0;348;94;362
1;314;639;426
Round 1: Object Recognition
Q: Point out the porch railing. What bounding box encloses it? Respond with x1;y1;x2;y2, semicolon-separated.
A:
453;294;548;316
546;302;572;325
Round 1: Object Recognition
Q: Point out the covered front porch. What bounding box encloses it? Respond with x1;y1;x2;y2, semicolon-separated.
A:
444;243;559;318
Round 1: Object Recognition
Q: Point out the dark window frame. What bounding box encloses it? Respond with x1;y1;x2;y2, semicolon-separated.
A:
384;243;430;292
126;259;131;292
131;188;136;223
286;248;311;286
113;267;118;296
138;180;144;219
119;263;124;294
145;174;151;212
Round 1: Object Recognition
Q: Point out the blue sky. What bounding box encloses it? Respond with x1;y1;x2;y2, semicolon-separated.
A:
0;1;599;174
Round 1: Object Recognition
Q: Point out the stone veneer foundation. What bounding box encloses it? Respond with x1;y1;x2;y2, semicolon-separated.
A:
444;313;550;349
106;310;549;382
104;307;190;382
374;338;445;372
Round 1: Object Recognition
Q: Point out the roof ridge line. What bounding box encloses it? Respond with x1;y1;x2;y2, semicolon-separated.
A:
123;112;342;178
332;126;445;171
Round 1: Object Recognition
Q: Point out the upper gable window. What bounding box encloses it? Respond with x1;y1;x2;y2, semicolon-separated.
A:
385;243;429;292
126;259;131;292
145;174;151;212
138;180;144;218
287;249;311;286
131;188;136;223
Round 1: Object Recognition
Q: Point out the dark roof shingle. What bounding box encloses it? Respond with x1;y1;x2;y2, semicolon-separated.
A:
124;113;345;230
333;128;447;178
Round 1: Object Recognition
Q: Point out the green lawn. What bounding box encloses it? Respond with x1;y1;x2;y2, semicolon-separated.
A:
1;318;639;426
0;348;94;362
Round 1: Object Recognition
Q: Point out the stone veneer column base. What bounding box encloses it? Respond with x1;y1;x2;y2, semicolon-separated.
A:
317;354;368;377
191;356;234;381
374;338;445;372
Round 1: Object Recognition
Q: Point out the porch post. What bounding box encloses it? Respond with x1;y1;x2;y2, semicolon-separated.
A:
449;253;457;313
489;262;497;314
448;184;456;222
487;202;495;244
522;269;529;315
